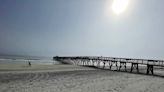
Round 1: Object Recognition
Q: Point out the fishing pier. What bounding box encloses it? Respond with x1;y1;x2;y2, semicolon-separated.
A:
53;56;164;75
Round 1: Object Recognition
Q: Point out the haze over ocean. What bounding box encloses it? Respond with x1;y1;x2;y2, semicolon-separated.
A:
0;0;164;59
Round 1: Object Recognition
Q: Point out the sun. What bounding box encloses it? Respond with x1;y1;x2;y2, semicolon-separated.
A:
112;0;129;14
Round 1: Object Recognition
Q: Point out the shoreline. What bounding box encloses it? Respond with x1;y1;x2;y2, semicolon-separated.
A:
0;64;96;74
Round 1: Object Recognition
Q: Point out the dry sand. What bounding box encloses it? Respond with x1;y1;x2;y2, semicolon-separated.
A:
0;64;164;92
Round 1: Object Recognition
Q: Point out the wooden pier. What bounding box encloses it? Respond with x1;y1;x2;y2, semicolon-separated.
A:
53;56;164;75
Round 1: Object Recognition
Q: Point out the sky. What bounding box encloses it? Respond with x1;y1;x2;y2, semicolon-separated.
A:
0;0;164;59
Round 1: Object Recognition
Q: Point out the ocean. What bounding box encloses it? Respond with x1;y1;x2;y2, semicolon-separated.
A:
0;55;59;65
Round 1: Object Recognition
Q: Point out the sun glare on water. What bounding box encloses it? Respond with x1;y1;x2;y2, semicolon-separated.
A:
112;0;129;15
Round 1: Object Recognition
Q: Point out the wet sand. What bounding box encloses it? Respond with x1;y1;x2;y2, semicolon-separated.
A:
0;64;164;92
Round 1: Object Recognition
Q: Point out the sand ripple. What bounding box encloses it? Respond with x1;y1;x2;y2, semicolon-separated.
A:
0;65;164;92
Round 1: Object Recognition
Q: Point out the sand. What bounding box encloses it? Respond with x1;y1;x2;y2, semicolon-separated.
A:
0;64;164;92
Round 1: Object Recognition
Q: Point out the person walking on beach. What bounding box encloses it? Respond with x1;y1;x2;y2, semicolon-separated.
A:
28;61;31;66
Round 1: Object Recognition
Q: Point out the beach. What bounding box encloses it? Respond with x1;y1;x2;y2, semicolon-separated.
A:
0;64;164;92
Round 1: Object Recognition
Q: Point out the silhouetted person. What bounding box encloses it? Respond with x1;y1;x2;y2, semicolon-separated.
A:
28;61;31;66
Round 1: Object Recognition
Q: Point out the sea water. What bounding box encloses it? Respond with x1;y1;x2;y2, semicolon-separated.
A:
0;55;59;65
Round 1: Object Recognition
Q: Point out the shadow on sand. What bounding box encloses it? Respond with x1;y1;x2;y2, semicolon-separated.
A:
83;65;164;78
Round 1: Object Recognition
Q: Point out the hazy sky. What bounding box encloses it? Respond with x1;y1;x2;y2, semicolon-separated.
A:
0;0;164;59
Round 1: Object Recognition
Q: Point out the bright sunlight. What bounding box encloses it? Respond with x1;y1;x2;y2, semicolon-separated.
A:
112;0;129;14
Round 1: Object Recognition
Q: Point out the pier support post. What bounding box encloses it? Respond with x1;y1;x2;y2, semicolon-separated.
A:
77;60;80;65
119;62;127;71
86;60;89;66
131;63;139;73
108;61;111;69
88;60;91;66
72;60;76;65
147;65;154;75
103;61;106;69
97;60;100;67
92;60;94;66
81;59;85;66
110;61;118;70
